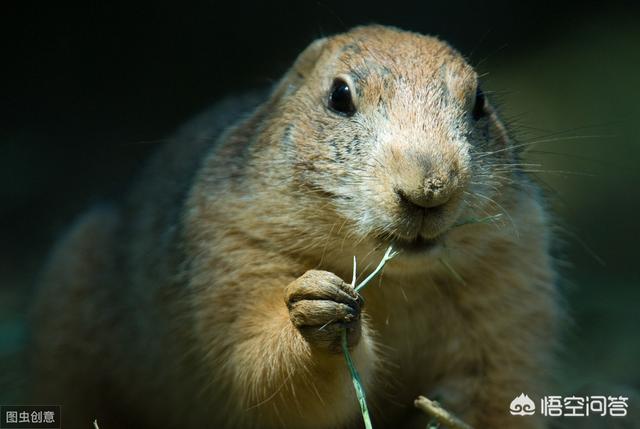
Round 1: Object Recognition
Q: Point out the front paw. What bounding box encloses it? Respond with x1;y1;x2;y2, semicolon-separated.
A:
285;270;363;353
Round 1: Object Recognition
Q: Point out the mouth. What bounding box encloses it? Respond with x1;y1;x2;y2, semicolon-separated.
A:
387;234;442;254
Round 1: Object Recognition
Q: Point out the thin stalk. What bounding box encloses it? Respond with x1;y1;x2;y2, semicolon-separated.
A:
414;396;474;429
341;329;373;429
453;213;503;228
355;246;399;293
342;246;398;429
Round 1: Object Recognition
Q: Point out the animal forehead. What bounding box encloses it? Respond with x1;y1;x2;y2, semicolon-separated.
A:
328;27;476;93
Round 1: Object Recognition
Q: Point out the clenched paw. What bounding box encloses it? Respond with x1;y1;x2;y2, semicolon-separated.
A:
285;270;363;353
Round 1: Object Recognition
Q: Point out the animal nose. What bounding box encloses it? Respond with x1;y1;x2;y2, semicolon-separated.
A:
396;176;453;209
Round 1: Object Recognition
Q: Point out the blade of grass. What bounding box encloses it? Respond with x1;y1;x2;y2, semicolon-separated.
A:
355;246;399;293
342;246;398;429
341;329;373;429
453;213;503;228
439;257;466;286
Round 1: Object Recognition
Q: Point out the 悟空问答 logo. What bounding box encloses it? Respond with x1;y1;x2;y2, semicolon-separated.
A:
510;393;536;416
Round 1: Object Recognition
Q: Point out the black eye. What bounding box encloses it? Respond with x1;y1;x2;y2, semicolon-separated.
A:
328;78;356;116
472;87;487;121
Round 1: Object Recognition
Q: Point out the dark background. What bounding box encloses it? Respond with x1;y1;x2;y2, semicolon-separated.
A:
2;0;639;419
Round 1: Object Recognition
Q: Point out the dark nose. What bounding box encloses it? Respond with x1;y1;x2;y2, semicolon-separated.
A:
396;176;453;209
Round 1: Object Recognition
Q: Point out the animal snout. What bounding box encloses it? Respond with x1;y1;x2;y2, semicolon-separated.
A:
396;175;457;210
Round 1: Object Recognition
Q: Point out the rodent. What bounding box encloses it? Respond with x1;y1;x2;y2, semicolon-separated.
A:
28;25;561;429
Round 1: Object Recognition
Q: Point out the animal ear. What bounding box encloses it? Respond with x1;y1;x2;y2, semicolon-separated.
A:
291;37;328;79
270;37;328;98
485;101;515;155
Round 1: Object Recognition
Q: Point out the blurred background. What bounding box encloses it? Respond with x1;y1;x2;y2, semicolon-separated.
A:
1;0;639;424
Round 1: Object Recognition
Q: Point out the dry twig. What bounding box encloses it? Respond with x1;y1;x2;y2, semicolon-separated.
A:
414;395;474;429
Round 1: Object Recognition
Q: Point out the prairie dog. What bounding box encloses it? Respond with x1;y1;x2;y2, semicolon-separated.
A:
29;25;561;428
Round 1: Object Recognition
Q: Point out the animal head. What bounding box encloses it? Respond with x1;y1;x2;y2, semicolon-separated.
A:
255;26;516;256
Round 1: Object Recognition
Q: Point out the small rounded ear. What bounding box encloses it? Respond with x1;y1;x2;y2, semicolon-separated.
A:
486;102;512;150
271;37;329;98
291;37;328;79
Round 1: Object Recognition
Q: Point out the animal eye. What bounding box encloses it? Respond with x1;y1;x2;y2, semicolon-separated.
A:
472;87;487;121
328;78;356;116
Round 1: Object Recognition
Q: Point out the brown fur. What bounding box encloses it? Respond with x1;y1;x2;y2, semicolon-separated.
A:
29;26;561;428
